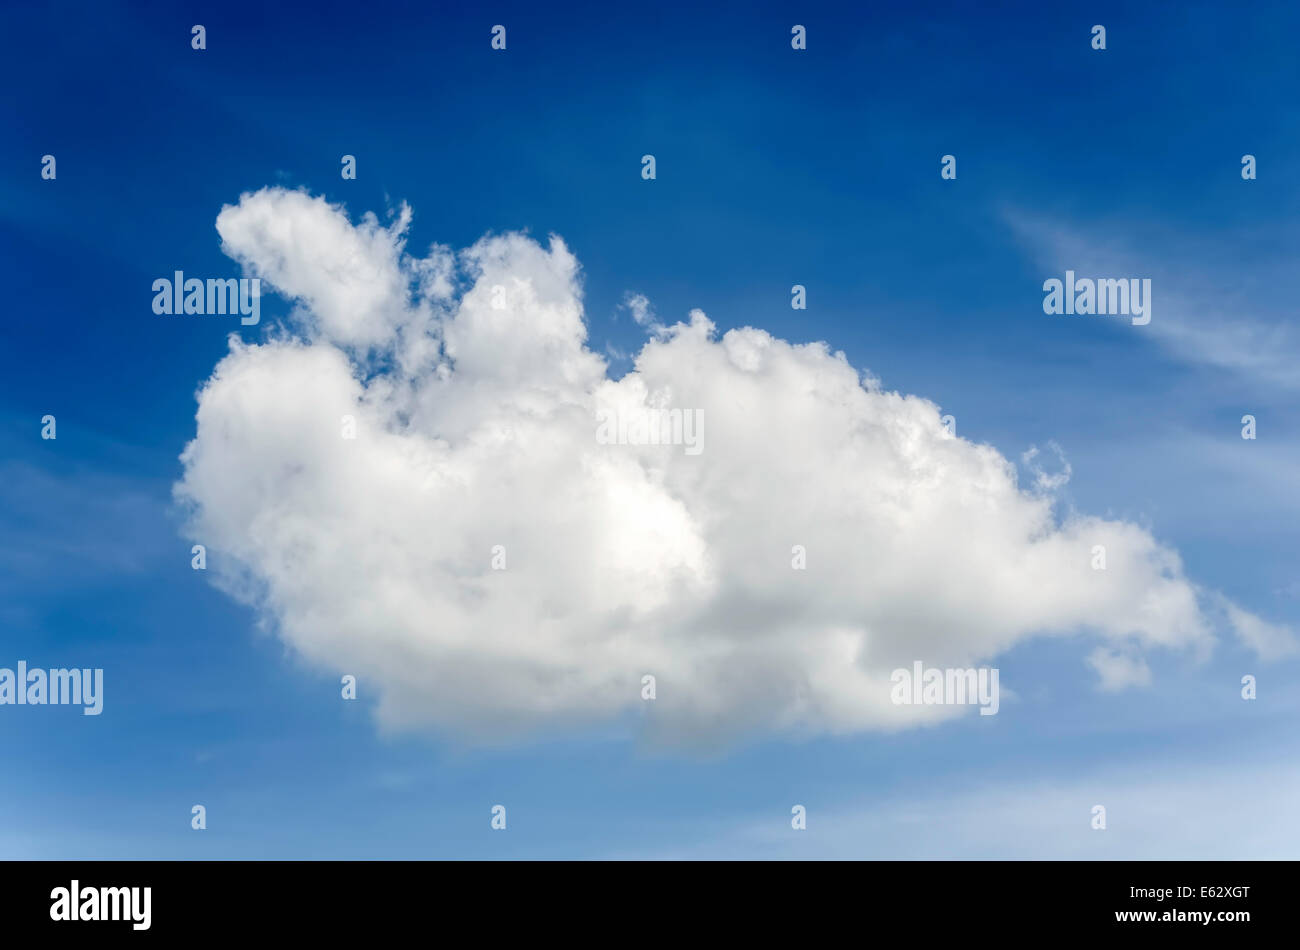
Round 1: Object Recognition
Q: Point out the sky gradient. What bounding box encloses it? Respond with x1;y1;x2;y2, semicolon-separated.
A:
2;0;1298;858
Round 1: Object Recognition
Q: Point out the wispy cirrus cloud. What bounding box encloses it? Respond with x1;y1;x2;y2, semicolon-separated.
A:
1004;209;1300;390
635;755;1300;859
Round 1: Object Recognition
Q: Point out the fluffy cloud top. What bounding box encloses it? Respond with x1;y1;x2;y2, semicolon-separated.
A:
176;188;1291;746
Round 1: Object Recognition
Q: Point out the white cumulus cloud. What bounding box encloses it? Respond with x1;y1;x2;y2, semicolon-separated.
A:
174;187;1294;747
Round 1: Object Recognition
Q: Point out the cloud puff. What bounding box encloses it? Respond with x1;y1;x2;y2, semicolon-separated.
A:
1218;597;1299;662
620;292;659;330
175;187;1292;747
1086;646;1153;692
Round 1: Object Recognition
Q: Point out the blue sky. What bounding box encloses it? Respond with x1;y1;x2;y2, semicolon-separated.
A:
2;0;1298;858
